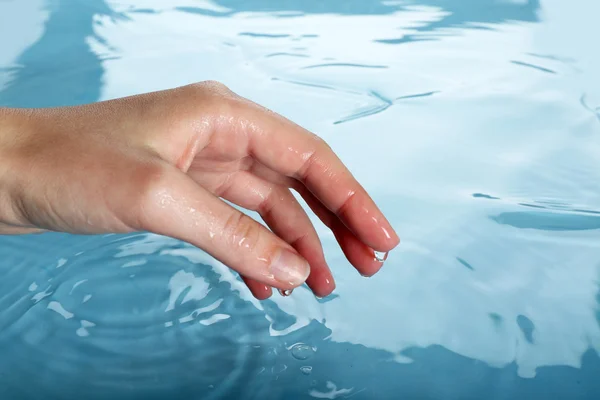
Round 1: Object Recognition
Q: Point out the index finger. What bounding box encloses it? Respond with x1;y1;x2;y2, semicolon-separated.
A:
240;100;400;253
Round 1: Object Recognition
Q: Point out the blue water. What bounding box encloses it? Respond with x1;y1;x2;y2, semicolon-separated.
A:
1;0;600;398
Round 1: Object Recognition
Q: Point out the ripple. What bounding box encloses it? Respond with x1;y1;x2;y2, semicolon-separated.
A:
272;77;363;96
527;53;577;64
300;63;388;70
491;211;600;231
273;77;439;125
0;232;286;399
239;32;291;38
300;365;313;375
456;257;475;271
174;6;232;18
309;381;355;399
333;90;438;125
374;36;437;45
334;102;390;125
394;90;439;101
128;8;156;14
473;193;600;229
472;193;500;200
510;60;557;75
265;52;309;58
580;94;600;122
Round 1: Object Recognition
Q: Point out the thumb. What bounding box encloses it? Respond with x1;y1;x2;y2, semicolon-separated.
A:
131;165;310;290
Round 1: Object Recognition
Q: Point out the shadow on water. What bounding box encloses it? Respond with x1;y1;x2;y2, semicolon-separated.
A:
0;0;124;108
492;211;600;231
374;0;541;44
178;0;541;44
180;0;540;19
0;0;543;109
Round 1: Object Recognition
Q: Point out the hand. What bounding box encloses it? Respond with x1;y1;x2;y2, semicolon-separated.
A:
0;81;399;299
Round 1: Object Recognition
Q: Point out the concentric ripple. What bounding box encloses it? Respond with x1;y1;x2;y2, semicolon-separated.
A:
0;232;323;399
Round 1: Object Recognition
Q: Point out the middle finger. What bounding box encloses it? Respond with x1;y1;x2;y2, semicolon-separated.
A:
216;171;336;298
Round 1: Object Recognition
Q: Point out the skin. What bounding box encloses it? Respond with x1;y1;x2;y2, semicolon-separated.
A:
0;81;399;300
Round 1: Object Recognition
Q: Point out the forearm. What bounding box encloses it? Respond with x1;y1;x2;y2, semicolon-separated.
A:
0;107;43;234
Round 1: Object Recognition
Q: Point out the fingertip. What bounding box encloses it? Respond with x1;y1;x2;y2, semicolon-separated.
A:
369;222;400;253
333;221;389;277
291;237;336;298
242;277;273;300
337;194;400;253
270;248;311;287
359;259;384;278
380;225;400;251
254;289;273;300
306;267;336;298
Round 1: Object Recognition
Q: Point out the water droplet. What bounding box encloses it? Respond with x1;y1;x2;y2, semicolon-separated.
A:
291;343;314;360
279;289;293;297
374;250;388;262
300;366;313;375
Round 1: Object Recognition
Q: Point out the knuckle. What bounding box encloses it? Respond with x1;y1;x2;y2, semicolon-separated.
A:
222;212;262;252
185;80;233;100
315;135;332;152
182;81;242;119
201;80;231;94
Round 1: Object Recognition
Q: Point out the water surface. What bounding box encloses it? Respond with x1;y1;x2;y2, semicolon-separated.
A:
1;0;600;398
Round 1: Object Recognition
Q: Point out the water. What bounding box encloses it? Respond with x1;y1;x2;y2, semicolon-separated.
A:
1;0;600;399
373;250;388;263
290;343;315;361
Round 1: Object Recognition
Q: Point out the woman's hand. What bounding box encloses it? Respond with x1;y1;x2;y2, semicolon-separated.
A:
0;81;399;299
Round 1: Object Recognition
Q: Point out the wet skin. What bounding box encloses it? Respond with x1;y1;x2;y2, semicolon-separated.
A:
0;81;399;299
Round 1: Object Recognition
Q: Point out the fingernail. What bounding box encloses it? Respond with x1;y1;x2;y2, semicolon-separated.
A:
270;249;310;286
279;289;293;297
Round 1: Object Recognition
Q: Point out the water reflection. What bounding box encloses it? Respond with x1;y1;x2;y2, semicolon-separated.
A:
0;0;123;107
